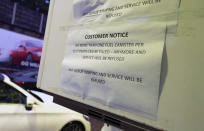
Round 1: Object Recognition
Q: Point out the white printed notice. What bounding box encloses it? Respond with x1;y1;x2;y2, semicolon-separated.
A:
61;22;166;119
73;0;180;24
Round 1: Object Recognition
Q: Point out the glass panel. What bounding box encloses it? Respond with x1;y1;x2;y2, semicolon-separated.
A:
0;81;26;104
26;42;42;47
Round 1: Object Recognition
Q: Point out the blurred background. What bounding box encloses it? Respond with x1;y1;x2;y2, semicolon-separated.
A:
0;0;49;89
0;0;49;37
0;1;106;130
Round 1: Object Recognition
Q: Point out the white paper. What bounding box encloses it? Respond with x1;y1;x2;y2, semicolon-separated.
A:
73;0;180;24
61;22;166;119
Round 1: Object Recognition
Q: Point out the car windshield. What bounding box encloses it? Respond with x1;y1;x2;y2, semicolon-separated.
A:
0;81;26;104
26;42;42;47
0;80;43;103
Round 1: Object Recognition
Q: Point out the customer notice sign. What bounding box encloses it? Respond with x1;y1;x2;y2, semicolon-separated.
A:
61;22;166;119
60;0;180;119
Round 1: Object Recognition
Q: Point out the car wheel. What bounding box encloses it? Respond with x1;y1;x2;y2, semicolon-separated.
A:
61;121;85;131
26;53;33;62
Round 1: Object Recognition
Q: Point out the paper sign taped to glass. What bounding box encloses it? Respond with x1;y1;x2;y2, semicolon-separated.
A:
73;0;180;24
61;22;167;119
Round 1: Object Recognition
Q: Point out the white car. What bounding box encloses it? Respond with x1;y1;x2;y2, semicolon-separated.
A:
0;73;90;131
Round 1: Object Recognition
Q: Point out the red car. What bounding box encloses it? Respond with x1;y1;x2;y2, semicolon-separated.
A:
9;40;42;65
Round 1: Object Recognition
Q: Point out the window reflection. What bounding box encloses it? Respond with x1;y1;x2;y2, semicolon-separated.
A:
0;81;26;104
